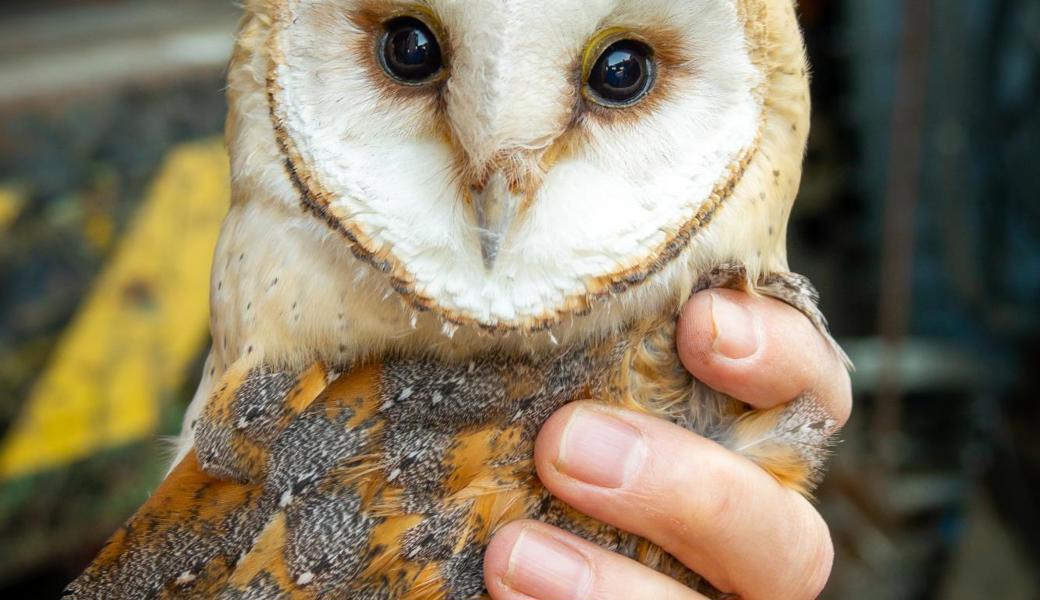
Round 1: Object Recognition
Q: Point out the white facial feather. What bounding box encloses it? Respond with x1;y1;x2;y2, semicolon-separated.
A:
265;0;763;327
212;0;810;369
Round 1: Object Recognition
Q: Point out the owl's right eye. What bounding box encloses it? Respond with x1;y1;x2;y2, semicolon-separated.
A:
379;17;444;84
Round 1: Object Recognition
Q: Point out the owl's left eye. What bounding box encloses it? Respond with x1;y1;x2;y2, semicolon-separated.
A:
585;39;655;107
379;17;444;84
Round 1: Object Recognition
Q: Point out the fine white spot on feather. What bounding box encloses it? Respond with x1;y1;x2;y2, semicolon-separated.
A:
279;489;294;507
175;571;196;585
296;572;315;586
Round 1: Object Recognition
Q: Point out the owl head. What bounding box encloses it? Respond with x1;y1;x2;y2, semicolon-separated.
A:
227;0;810;334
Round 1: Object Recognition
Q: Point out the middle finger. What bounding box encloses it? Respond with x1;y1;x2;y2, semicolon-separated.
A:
534;402;834;600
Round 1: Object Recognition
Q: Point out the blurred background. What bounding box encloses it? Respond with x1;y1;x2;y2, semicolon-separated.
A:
0;0;1037;598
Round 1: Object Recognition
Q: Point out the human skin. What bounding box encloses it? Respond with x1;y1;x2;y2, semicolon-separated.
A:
484;288;854;600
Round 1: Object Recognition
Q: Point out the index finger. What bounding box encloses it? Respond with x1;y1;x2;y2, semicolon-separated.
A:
677;289;852;426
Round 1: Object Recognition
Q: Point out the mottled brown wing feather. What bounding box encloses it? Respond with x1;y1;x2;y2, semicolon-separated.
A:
67;266;840;600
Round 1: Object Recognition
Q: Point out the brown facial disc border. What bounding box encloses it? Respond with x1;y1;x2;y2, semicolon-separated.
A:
263;1;767;334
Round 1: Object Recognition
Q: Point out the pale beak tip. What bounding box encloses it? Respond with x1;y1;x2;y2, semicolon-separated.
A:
471;171;521;271
479;232;500;270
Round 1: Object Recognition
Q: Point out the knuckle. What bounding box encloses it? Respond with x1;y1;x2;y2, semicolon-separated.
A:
684;452;747;532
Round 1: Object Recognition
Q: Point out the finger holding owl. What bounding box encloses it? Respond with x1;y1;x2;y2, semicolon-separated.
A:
486;290;852;600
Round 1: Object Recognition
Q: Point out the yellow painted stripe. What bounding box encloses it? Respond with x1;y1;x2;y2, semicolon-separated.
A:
0;184;25;230
0;139;229;480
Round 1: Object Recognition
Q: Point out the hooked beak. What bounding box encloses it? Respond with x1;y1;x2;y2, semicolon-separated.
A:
470;171;521;269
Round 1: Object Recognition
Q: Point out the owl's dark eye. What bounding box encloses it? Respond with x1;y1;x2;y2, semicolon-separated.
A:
379;17;443;84
587;40;655;106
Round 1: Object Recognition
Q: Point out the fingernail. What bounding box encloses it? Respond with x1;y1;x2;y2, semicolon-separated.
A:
709;292;759;360
557;408;644;488
505;529;592;600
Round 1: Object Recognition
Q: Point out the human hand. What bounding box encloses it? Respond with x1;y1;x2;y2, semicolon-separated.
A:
484;289;853;600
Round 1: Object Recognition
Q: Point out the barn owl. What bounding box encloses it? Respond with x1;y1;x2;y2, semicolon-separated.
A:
68;0;847;598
